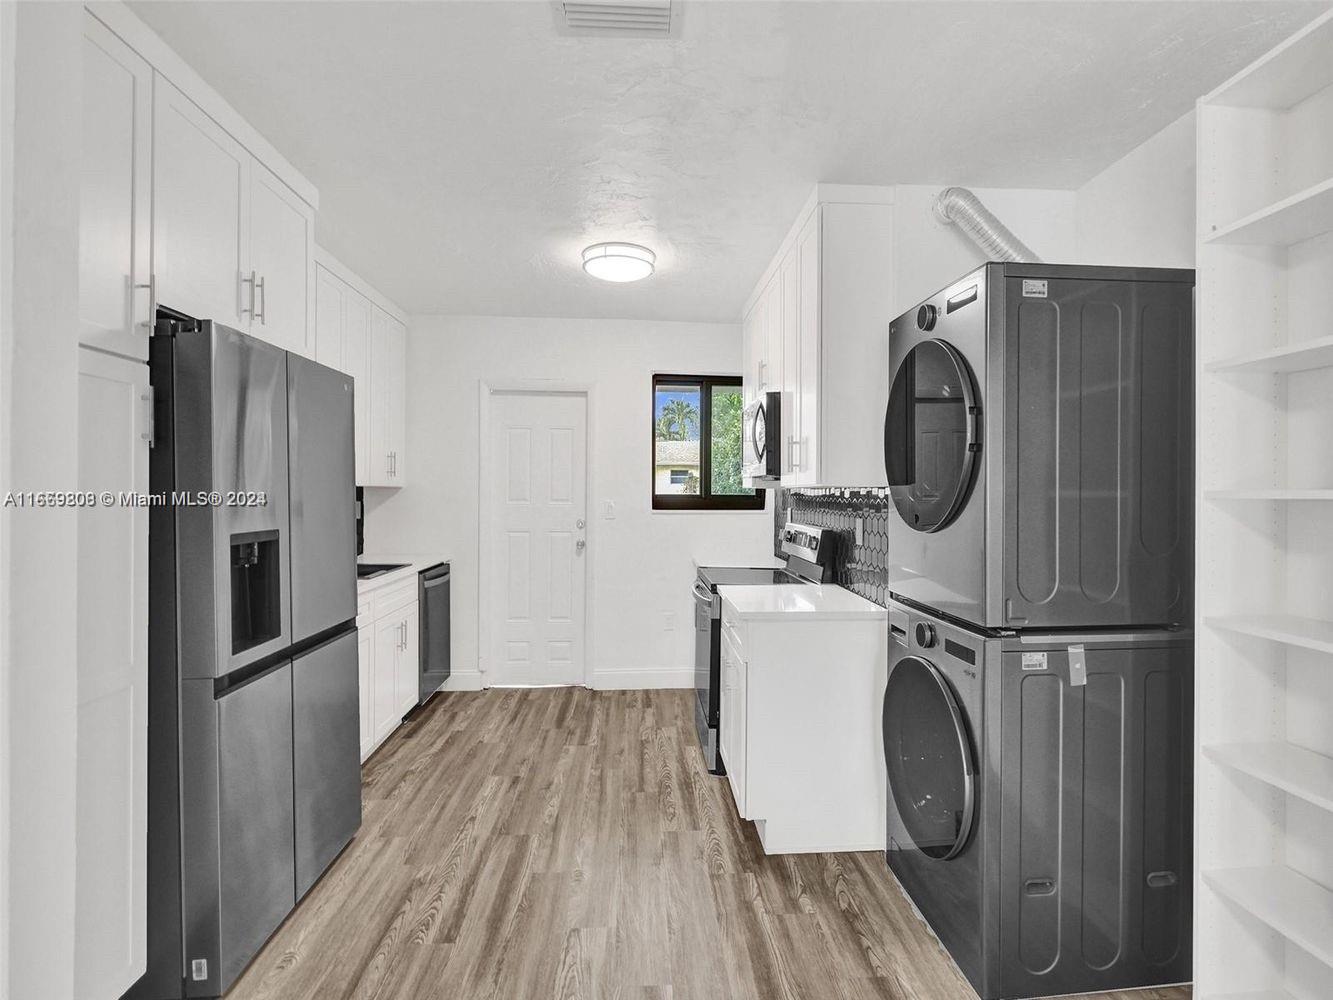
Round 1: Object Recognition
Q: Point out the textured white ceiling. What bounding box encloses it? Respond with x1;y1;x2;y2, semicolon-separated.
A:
129;1;1322;321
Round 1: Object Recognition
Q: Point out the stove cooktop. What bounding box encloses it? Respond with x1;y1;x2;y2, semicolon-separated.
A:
696;566;808;589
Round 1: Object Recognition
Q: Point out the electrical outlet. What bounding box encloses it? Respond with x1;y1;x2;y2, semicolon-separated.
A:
662;612;676;631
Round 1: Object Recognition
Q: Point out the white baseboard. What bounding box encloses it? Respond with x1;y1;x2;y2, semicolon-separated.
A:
589;667;695;690
441;671;484;692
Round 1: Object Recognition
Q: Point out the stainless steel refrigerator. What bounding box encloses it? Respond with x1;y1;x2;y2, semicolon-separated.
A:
128;315;361;999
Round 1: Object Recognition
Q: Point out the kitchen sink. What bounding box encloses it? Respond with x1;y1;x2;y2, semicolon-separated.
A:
356;562;410;579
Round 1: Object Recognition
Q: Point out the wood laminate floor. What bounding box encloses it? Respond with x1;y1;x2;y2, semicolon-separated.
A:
229;688;1190;1000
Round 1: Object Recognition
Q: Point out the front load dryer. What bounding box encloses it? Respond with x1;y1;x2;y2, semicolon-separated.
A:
883;263;1195;630
882;600;1193;999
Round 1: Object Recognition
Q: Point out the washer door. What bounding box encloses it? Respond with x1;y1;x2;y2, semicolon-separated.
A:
883;655;977;860
883;339;980;532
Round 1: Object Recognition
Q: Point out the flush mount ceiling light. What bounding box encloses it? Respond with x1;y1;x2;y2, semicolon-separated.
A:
582;242;656;282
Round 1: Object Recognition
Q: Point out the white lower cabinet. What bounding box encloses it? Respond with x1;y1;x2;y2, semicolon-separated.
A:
718;596;887;854
358;579;420;761
74;348;151;999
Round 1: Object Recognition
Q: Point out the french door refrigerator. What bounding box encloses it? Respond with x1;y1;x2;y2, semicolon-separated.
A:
127;314;361;1000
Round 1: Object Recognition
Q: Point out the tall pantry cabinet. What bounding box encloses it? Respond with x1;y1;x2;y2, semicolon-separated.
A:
1194;11;1333;1000
73;5;324;998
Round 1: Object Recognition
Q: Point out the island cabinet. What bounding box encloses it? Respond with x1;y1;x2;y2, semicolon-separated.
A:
741;185;895;489
718;589;888;854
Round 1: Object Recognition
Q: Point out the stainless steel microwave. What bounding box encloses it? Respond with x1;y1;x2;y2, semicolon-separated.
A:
742;390;781;484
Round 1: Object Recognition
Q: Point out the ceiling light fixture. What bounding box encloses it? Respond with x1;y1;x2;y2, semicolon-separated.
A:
582;242;656;282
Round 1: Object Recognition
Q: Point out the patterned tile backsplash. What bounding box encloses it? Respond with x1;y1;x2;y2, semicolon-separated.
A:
774;487;893;607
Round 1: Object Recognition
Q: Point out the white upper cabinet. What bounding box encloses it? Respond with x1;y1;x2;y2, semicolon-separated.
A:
742;186;894;488
249;163;314;355
153;78;314;352
80;13;152;360
74;347;151;1000
369;307;407;487
344;290;372;485
315;251;407;487
314;265;346;369
152;75;251;331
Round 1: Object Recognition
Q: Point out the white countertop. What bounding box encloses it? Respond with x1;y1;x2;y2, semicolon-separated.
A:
357;552;450;594
717;583;887;621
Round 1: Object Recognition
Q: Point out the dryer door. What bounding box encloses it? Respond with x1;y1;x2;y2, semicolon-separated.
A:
884;339;980;533
883;655;977;860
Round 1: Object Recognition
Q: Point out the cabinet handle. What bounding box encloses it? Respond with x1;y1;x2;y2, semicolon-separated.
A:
758;359;767;389
790;437;801;471
256;275;267;326
240;270;256;317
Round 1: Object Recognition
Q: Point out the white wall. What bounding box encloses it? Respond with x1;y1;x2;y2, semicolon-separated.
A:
1075;112;1197;268
1;4;82;999
891;184;1078;313
363;316;775;689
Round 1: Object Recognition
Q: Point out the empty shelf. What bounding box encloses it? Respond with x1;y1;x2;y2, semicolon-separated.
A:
1206;489;1333;501
1207;614;1333;655
1205;742;1333;814
1205;176;1333;247
1205;8;1333;110
1205;866;1333;969
1206;335;1333;374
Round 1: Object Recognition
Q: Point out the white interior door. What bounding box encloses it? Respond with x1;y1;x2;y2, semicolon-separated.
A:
74;348;149;999
488;391;588;686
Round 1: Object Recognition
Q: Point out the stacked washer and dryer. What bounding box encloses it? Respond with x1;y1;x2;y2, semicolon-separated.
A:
880;263;1195;1000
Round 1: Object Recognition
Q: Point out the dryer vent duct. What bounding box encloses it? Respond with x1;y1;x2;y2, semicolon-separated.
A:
932;187;1042;263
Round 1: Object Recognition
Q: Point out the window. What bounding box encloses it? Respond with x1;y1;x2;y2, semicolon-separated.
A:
652;374;765;511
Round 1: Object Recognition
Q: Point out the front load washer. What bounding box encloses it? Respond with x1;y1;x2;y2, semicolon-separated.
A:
882;600;1193;999
883;263;1195;630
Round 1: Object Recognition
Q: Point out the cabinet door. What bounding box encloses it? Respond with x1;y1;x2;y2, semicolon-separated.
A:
721;630;747;816
152;76;250;329
250;164;314;355
794;210;821;486
368;307;394;486
344;290;372;485
764;273;783;397
397;606;419;717
373;616;401;742
314;265;345;371
387;316;407;485
80;14;152;360
779;248;800;480
742;302;761;404
357;626;374;761
74;349;150;1000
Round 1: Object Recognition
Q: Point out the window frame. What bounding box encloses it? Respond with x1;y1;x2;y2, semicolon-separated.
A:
651;373;766;512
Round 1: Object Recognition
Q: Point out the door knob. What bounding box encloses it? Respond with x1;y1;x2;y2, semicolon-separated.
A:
576;539;586;553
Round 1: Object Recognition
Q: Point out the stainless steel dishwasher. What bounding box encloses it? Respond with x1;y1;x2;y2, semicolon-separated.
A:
418;562;451;703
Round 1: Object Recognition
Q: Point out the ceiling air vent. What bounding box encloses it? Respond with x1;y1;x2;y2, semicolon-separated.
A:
559;0;674;36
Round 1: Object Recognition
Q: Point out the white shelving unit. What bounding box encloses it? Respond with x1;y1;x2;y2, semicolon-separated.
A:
1195;11;1333;1000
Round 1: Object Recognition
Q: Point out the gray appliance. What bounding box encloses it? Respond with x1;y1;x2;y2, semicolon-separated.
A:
129;314;361;1000
883;600;1193;1000
418;561;451;704
693;523;835;773
883;263;1194;630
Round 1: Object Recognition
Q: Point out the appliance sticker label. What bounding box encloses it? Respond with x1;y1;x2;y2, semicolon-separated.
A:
1021;651;1047;671
1022;279;1048;298
1068;644;1087;687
